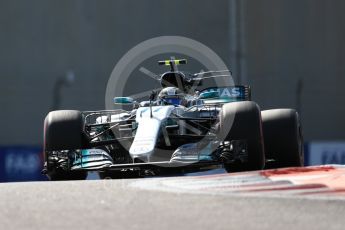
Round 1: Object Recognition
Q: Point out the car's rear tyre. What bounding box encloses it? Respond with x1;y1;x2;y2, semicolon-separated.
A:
44;110;88;181
261;109;304;168
219;101;265;172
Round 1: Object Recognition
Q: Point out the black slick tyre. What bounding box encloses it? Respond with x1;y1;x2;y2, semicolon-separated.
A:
219;101;265;172
261;109;304;168
44;110;88;180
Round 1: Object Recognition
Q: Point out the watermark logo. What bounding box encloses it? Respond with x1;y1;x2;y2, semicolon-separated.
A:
105;36;235;166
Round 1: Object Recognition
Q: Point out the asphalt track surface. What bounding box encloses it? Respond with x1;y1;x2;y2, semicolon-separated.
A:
0;167;345;230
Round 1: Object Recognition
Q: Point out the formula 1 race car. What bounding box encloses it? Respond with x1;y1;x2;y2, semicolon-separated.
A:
42;59;304;180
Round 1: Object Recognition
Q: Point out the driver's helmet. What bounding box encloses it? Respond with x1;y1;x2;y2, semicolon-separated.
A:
158;87;186;106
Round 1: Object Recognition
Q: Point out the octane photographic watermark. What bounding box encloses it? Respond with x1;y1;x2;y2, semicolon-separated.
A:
105;36;235;167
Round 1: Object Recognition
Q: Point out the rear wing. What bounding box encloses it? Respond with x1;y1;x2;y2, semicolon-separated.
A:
198;85;251;103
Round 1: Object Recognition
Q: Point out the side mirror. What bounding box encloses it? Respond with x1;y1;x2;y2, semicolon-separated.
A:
113;97;135;105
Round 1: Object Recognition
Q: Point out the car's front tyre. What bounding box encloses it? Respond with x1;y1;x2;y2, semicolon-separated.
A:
219;101;265;172
44;110;88;181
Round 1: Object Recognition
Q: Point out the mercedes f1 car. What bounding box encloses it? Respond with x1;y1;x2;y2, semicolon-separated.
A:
42;59;304;180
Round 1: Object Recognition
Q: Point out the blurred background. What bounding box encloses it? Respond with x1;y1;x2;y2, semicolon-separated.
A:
0;0;344;181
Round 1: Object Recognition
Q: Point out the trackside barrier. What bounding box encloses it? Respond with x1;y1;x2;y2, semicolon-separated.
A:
0;146;46;182
307;141;345;166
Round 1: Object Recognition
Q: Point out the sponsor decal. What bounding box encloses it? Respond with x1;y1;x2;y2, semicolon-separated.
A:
202;87;244;99
308;142;345;165
0;146;46;182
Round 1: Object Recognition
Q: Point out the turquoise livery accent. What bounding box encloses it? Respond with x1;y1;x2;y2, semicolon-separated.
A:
71;149;113;169
113;97;135;104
